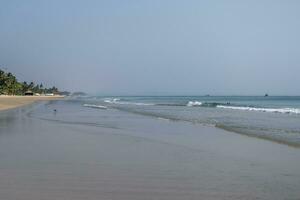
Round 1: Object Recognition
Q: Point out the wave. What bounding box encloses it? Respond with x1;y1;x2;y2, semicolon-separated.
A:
156;101;223;107
187;101;229;107
104;98;120;104
217;105;300;114
187;101;202;107
100;98;300;115
83;104;107;109
103;98;154;106
187;101;300;114
103;98;223;107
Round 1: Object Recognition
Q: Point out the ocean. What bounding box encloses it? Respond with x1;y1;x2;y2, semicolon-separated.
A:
81;96;300;147
1;96;300;199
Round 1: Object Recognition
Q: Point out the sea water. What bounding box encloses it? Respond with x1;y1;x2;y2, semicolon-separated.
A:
81;96;300;147
1;98;300;199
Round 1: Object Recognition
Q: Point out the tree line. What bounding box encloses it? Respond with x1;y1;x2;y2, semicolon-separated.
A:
0;69;59;95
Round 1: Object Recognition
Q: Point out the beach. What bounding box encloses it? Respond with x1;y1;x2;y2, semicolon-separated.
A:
2;0;300;198
0;98;300;200
0;96;64;111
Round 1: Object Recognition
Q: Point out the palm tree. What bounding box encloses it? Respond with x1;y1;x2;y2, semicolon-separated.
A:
0;69;60;95
4;72;17;95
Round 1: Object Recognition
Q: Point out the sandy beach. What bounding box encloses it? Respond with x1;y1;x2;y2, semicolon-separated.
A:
0;96;64;111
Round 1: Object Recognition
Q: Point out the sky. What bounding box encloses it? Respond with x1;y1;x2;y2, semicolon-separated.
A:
0;0;300;95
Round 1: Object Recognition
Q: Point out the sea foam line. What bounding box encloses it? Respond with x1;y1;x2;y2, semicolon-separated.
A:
103;98;154;106
217;105;300;114
83;104;107;109
187;101;202;107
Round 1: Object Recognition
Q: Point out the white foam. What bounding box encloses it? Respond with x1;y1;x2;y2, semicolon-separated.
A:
187;101;202;107
104;98;120;104
83;104;107;109
103;98;154;106
157;117;170;121
217;105;300;114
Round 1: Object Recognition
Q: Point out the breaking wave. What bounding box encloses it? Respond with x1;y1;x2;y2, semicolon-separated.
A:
96;98;300;115
187;101;202;107
185;101;300;114
103;98;154;106
104;98;120;104
83;104;107;109
217;105;300;114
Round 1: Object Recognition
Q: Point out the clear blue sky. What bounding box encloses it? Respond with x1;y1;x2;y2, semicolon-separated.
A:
1;0;299;95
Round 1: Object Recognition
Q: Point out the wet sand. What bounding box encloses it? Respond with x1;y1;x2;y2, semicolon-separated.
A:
0;100;299;200
0;96;64;111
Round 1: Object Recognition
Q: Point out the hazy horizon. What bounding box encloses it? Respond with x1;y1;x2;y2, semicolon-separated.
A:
1;0;300;95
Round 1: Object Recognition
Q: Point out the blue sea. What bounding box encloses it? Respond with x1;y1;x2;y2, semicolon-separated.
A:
80;96;300;147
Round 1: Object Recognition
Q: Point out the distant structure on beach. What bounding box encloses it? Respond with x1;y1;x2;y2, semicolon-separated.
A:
45;93;55;96
24;90;34;96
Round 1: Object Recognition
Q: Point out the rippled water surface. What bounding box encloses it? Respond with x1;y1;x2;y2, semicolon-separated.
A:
81;96;300;146
0;99;300;200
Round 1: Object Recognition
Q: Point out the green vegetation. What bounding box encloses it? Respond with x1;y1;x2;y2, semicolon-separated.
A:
0;69;60;95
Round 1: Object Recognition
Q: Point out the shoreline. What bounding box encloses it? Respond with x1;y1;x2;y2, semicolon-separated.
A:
0;98;299;199
216;124;300;148
0;95;64;111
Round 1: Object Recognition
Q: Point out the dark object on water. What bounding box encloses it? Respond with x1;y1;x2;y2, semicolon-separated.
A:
265;93;269;97
53;109;57;112
226;102;231;105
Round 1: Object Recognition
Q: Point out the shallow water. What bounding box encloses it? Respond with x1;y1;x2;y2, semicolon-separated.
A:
82;96;300;147
0;100;300;200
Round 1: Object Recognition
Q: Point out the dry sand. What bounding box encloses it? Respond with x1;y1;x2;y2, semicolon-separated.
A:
0;95;64;111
